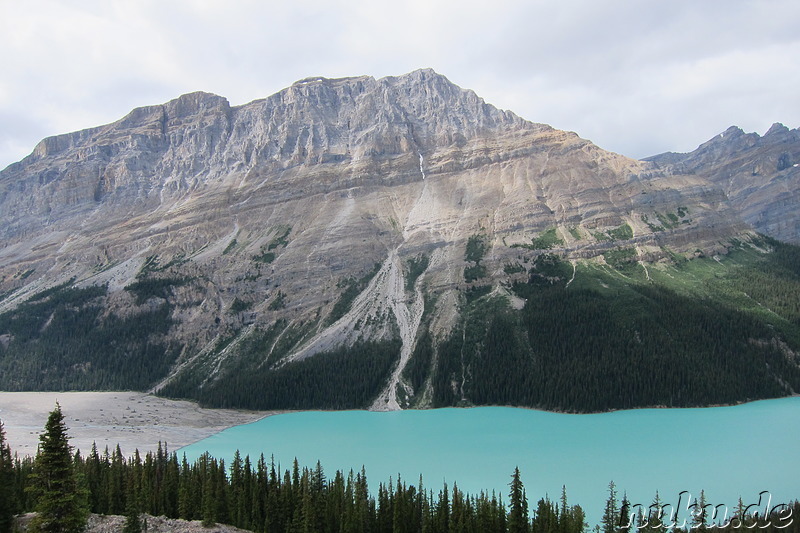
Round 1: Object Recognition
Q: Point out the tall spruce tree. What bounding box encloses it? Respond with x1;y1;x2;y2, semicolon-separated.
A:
28;403;88;533
691;491;709;533
601;481;618;533
638;491;664;533
123;470;142;533
0;419;16;533
508;467;529;533
619;491;633;533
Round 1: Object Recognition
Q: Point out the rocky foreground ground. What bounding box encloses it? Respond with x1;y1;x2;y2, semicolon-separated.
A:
14;513;252;533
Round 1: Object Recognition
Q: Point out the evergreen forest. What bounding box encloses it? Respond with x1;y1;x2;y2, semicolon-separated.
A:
2;410;798;533
0;283;177;391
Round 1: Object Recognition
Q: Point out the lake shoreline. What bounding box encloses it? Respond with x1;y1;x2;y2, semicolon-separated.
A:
0;391;277;457
2;391;797;458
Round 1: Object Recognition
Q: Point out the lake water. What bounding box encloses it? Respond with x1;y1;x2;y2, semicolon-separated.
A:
180;398;800;527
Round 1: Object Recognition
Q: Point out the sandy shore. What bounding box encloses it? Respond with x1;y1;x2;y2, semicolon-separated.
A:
0;391;274;457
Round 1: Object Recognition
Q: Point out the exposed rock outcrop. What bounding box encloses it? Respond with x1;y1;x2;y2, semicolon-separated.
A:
646;123;800;244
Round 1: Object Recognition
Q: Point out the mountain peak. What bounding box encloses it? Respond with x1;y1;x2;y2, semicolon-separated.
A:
398;67;444;80
379;68;454;89
165;91;230;117
289;69;448;89
722;125;745;137
764;122;790;138
291;74;373;87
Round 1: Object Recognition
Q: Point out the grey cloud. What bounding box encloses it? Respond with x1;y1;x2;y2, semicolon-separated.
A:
1;0;798;168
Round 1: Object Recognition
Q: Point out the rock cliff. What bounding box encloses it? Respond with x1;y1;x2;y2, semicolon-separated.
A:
646;123;800;244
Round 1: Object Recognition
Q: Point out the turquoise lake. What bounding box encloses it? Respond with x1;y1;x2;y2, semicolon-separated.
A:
180;398;800;526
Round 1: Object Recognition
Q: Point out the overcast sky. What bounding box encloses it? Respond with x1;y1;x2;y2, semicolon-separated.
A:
1;0;798;170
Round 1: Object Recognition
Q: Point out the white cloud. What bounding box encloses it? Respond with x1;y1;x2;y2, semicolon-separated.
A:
1;0;799;168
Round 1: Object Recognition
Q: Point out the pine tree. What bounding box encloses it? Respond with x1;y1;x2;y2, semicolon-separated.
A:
123;469;142;533
732;496;750;529
201;457;216;527
106;445;125;515
560;485;575;533
643;491;663;533
531;497;556;533
601;481;618;533
0;419;17;533
508;467;529;533
83;443;103;514
619;491;633;533
28;403;88;533
691;491;708;533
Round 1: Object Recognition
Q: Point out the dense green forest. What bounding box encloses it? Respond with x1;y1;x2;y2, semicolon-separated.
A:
0;283;177;391
160;339;401;410
3;410;797;533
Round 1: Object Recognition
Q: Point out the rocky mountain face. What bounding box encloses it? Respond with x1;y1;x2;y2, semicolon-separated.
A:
646;123;800;244
1;69;798;412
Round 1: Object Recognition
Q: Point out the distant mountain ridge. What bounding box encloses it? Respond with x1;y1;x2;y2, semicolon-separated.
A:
646;122;800;244
1;69;799;412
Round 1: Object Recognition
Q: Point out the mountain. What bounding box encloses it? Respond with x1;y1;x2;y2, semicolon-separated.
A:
646;123;800;244
1;69;799;412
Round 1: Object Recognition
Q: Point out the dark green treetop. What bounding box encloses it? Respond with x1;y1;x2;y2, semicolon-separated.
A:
28;403;88;533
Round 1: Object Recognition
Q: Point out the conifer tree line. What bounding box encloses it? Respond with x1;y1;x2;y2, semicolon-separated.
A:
599;482;800;533
2;407;799;533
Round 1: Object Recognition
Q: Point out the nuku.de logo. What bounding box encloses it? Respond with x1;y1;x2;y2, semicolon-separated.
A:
617;491;793;530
